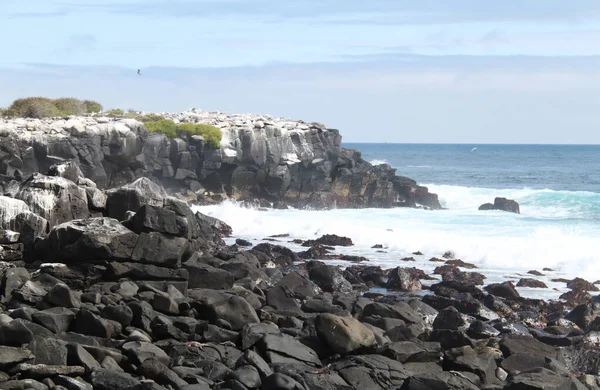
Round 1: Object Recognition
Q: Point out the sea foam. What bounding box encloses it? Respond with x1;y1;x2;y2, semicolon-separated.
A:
194;184;600;300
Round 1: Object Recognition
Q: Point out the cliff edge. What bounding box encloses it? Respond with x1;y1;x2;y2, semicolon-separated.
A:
0;109;440;209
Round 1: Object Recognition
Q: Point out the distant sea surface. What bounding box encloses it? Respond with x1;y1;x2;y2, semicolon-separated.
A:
196;143;600;300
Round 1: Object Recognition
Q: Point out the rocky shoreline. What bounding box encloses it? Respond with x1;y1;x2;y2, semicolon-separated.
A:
0;111;440;210
0;155;596;389
0;111;597;389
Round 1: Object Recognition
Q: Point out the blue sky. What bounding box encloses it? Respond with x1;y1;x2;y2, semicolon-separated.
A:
2;0;600;143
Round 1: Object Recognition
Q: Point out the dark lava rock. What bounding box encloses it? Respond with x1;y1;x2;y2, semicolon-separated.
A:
517;278;549;288
479;197;520;214
504;367;574;390
386;267;422;291
484;281;520;300
432;306;467;331
567;277;599;292
0;346;34;370
445;259;478;269
90;368;141;390
235;238;252;247
314;234;353;247
307;261;353;293
467;320;500;339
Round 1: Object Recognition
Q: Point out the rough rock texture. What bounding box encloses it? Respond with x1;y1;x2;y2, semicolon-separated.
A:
0;112;440;209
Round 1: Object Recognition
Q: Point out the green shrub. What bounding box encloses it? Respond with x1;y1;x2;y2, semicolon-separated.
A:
145;119;222;148
5;97;62;118
145;119;179;139
83;100;103;113
177;122;222;148
105;108;125;117
54;98;86;115
4;97;104;118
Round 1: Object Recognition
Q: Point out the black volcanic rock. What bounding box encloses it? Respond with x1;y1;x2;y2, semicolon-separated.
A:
479;197;520;213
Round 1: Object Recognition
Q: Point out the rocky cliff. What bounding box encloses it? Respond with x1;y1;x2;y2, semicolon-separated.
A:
0;110;440;209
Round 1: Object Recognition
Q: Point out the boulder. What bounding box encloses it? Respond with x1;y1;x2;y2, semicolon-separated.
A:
39;218;138;262
189;289;260;330
307;261;353;293
106;177;167;221
386;267;422;291
517;278;548;288
0;346;34;370
479;197;520;214
315;313;376;354
16;173;90;226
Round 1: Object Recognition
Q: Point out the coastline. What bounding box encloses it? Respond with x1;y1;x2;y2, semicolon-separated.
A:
0;112;597;388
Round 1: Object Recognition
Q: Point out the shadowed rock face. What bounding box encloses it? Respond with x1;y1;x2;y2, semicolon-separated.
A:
0;111;440;210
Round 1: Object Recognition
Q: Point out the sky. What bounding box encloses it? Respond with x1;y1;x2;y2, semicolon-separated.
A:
2;0;600;143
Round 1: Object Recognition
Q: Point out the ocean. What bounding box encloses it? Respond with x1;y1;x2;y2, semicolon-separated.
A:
194;144;600;300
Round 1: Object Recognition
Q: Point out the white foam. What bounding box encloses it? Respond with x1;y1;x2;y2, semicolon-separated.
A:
369;159;388;166
194;197;600;300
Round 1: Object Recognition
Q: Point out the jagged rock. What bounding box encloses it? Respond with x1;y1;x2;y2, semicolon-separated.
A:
16;173;90;226
485;281;520;300
89;368;141;390
29;337;68;366
0;346;34;370
44;283;80;308
66;343;102;371
31;307;75;333
386;267;422;291
400;370;480;390
432;306;467;331
189;289;260;330
380;340;442;363
100;305;133;328
257;334;321;367
73;309;118;339
39;217;138;262
183;259;234;290
122;341;170;366
307;261;353;293
504;367;575;389
106;177;167;221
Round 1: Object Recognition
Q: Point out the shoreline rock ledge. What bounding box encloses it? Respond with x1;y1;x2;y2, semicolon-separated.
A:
0;110;440;210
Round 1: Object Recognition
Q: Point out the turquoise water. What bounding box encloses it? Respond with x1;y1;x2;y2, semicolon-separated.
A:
196;144;600;299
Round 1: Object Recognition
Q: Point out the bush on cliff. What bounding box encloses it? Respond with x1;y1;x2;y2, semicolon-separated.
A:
104;108;125;117
3;97;103;118
145;119;222;148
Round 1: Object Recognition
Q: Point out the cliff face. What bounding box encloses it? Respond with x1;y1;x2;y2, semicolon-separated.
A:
0;110;440;209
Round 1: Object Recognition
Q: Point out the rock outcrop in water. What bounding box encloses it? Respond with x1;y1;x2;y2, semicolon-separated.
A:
0;111;440;209
479;197;520;214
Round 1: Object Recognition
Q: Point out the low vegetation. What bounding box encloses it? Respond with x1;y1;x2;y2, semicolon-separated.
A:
145;119;222;148
1;97;103;118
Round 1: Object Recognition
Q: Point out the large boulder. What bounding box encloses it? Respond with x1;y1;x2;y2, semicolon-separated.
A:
38;217;138;262
106;177;167;221
16;173;90;226
189;289;260;331
315;313;376;354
